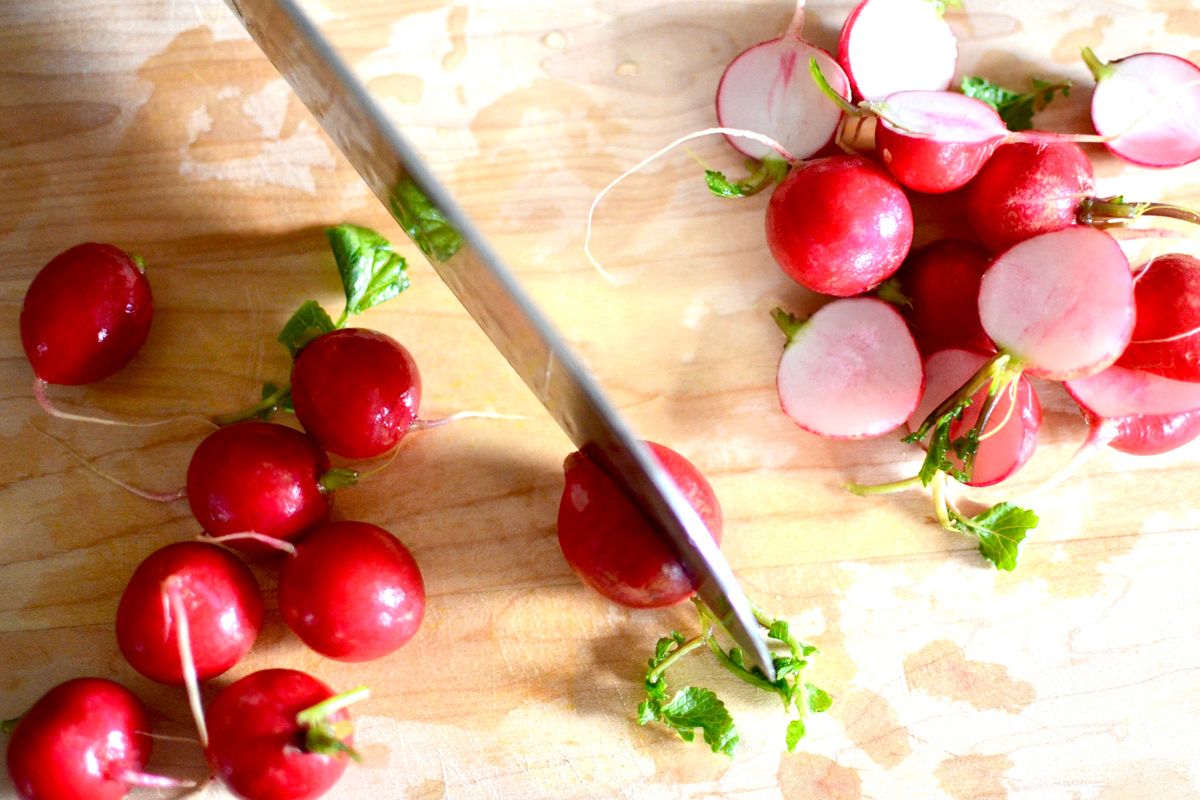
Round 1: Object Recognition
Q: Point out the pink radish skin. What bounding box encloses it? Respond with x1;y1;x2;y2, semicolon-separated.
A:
776;298;924;439
1115;254;1200;382
897;239;994;355
838;0;958;102
978;227;1135;381
1087;49;1200;168
1066;365;1200;455
765;155;914;297
909;349;1041;487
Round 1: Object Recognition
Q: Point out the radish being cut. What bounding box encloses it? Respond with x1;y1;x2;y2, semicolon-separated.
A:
717;3;851;161
896;239;994;355
774;298;923;438
838;0;958;102
1115;254;1200;383
908;349;1041;487
978;227;1135;380
1085;48;1200;168
1066;365;1200;456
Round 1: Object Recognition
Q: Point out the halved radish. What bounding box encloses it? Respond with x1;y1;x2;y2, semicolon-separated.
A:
908;349;1041;486
774;298;923;438
838;0;958;102
1066;365;1200;456
1085;48;1200;168
1115;254;1200;383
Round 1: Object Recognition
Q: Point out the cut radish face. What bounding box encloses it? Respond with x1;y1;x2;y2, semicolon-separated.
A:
1115;254;1200;383
978;227;1135;380
908;349;1041;487
1087;49;1200;168
1066;365;1200;455
838;0;958;102
718;36;850;161
776;298;923;438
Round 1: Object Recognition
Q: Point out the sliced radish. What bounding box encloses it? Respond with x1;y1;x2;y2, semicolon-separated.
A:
775;298;923;438
1086;49;1200;168
718;36;850;161
1115;254;1200;383
978;227;1135;380
908;349;1041;486
838;0;958;102
1066;365;1200;455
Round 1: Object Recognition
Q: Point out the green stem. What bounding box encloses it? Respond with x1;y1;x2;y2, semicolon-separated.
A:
646;635;708;685
212;383;291;426
297;686;371;728
963;382;1003;477
808;57;861;116
705;636;780;694
771;307;806;341
1081;47;1113;82
930;472;954;531
909;353;1014;443
1079;196;1200;228
318;467;359;493
1;717;19;735
845;475;923;496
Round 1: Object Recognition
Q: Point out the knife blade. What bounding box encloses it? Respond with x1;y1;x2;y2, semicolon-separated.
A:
222;0;774;680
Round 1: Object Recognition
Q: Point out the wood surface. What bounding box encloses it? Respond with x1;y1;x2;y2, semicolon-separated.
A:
3;0;1200;798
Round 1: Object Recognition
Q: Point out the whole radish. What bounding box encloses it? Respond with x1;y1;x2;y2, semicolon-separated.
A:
896;239;993;355
557;441;721;609
838;0;958;101
206;669;361;800
1115;255;1200;383
1085;47;1200;168
290;328;421;459
716;2;850;161
187;421;353;554
774;298;924;438
1066;365;1200;456
765;155;913;296
20;243;153;386
278;521;425;662
116;541;264;684
5;678;189;800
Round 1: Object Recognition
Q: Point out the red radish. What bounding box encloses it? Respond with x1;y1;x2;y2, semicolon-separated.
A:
838;0;958;102
716;3;850;161
978;227;1135;380
116;541;264;685
20;243;153;387
774;298;923;438
909;349;1041;486
1115;255;1200;382
1066;365;1200;456
206;670;362;800
765;155;913;296
6;678;191;800
278;521;425;662
290;328;421;459
557;441;721;609
896;239;994;355
187;421;352;554
1085;48;1200;168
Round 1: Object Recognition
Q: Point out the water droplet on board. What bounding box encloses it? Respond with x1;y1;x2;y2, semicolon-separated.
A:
541;30;566;50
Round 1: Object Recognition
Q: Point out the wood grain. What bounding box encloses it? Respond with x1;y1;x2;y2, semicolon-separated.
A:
2;1;1200;798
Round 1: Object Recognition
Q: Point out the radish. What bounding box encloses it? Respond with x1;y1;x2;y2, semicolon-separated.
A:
205;669;364;800
5;678;192;799
765;155;913;296
20;243;152;388
187;421;355;554
115;541;264;685
908;349;1041;487
895;239;993;355
1114;254;1200;383
1066;365;1200;456
838;0;958;102
290;328;421;459
557;441;721;609
1084;47;1200;168
716;2;850;162
774;298;923;438
278;521;425;662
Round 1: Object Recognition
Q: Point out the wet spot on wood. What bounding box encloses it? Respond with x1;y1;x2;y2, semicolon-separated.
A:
367;74;425;106
904;640;1036;712
935;753;1014;800
778;753;862;800
442;6;469;71
831;689;912;768
1050;16;1112;64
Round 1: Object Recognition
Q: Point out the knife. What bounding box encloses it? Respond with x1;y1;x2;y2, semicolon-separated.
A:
222;0;774;680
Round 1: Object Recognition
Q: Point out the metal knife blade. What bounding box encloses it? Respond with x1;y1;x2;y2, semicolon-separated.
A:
223;0;774;680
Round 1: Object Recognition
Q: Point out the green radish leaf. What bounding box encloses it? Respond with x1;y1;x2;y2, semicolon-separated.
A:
806;684;833;713
925;0;963;15
704;158;788;199
326;224;410;318
785;719;806;751
952;502;1038;571
389;178;463;262
656;687;739;756
278;300;336;356
960;75;1072;132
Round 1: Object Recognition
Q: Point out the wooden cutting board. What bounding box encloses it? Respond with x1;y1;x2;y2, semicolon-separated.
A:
3;1;1199;798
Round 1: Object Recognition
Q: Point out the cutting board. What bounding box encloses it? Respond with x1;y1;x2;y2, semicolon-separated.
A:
3;0;1200;798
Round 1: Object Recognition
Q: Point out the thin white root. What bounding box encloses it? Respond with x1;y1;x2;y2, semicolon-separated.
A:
976;381;1019;443
164;577;209;748
34;379;217;430
1024;425;1114;501
785;0;806;39
409;410;529;431
116;769;198;790
33;426;186;503
1130;321;1200;345
584;127;798;285
201;531;296;556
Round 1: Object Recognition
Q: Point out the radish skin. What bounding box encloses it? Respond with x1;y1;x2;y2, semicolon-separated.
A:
838;0;958;102
1066;365;1200;455
1114;254;1200;382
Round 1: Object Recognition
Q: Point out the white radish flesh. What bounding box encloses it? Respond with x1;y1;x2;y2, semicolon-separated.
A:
838;0;958;102
777;298;923;438
880;91;1008;144
978;227;1135;380
717;37;850;161
1090;51;1200;168
1065;365;1200;455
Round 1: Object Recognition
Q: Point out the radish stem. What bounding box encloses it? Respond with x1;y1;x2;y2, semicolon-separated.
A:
845;476;922;495
1081;47;1114;82
645;635;708;684
1079;196;1200;228
213;383;292;426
